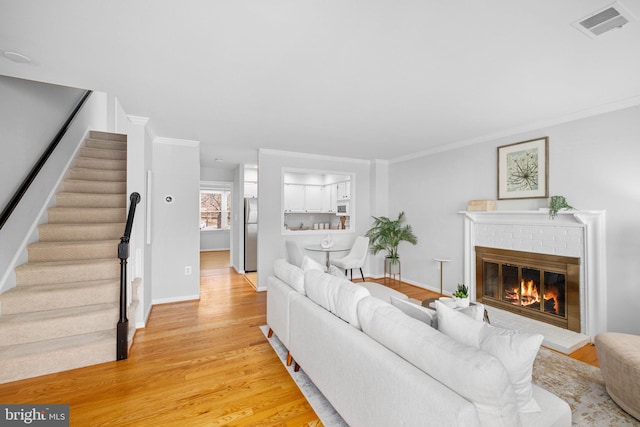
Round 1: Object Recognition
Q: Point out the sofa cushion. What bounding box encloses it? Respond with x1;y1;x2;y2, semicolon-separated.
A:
273;258;305;294
436;301;544;413
436;300;485;347
359;297;520;426
304;270;370;329
301;255;325;273
390;296;436;327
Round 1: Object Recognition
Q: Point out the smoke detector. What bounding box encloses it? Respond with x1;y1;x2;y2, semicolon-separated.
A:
2;50;32;64
572;1;637;38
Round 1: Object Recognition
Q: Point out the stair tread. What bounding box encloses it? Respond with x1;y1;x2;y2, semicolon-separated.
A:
2;278;119;297
64;178;126;184
57;191;125;197
16;258;120;273
29;239;120;248
39;222;125;228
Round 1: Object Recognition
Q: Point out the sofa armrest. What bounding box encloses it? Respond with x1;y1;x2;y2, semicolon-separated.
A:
267;276;297;349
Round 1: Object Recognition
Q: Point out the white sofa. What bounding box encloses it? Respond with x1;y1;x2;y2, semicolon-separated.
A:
267;259;571;427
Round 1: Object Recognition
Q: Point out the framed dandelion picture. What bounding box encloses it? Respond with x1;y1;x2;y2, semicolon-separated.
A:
498;137;548;200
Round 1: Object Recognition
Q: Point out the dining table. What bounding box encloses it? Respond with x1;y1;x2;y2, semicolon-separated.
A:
304;245;350;269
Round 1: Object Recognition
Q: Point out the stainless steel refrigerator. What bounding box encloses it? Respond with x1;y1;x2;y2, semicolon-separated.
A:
244;198;258;272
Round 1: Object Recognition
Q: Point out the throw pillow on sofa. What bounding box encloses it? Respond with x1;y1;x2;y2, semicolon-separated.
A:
435;300;544;413
359;297;521;426
390;296;436;328
301;255;325;273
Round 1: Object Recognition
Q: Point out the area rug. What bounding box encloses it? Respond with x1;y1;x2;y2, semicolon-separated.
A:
259;326;348;426
261;326;639;426
533;347;639;426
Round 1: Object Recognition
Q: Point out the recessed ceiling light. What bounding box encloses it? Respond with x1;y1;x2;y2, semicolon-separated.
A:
214;158;224;162
2;50;32;64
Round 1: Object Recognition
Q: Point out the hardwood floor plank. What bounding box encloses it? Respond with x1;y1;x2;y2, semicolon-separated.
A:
0;250;598;426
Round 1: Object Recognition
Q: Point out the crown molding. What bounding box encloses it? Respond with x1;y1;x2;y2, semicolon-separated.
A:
153;136;200;147
390;95;640;164
259;148;370;165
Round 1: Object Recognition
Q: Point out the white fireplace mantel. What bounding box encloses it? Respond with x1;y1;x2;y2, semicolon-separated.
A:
460;209;607;338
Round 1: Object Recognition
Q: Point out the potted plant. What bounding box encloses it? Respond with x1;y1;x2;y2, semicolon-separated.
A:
452;283;470;307
548;195;573;219
365;211;418;273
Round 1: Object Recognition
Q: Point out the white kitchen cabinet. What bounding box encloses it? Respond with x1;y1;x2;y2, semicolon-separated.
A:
322;184;336;213
305;185;323;212
284;184;305;212
337;181;351;200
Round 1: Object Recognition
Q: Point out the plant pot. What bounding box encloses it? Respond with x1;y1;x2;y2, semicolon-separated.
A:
386;258;400;274
454;296;470;308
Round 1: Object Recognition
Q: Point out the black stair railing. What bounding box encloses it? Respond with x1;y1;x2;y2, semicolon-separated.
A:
117;192;141;360
0;90;92;230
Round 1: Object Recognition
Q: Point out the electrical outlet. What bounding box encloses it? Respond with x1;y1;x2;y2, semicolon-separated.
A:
185;266;192;275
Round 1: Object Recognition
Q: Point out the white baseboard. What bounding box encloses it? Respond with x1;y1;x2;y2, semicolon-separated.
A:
152;294;200;305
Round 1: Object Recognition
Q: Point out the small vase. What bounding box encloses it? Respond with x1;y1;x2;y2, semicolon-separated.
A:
454;296;470;308
320;235;334;249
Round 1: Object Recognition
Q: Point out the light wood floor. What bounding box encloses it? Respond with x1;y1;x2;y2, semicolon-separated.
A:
0;251;597;426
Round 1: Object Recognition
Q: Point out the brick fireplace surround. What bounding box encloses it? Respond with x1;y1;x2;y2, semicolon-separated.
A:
461;209;607;352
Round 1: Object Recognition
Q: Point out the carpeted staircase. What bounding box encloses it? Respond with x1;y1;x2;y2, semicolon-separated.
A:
0;131;138;384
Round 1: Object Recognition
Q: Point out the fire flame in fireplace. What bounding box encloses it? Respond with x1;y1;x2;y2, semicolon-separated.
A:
506;279;559;314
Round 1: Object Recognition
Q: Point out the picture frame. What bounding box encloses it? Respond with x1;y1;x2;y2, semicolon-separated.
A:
497;137;548;200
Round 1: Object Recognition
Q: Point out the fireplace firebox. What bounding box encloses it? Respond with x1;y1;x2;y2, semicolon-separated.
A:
475;246;580;332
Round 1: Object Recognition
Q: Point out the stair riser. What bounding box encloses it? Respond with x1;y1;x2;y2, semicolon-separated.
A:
90;131;127;142
16;261;120;286
0;308;118;346
85;139;127;151
62;180;126;194
80;147;127;161
75;157;126;171
69;168;126;181
38;224;124;241
0;337;115;384
47;208;126;224
0;282;119;315
56;193;126;208
28;242;118;262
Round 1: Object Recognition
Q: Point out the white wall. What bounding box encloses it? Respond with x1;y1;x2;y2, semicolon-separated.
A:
257;150;372;290
0;76;85;210
151;139;201;304
0;91;108;292
389;105;640;335
200;230;230;251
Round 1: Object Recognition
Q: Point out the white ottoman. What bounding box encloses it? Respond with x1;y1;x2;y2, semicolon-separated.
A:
360;281;409;303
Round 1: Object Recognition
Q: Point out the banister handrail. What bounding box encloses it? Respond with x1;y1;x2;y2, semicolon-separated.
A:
0;90;93;230
117;192;141;361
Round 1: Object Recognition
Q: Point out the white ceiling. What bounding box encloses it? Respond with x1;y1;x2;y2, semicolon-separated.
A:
1;0;640;168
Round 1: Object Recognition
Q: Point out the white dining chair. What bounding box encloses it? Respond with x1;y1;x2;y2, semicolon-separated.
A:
285;240;305;268
331;236;369;282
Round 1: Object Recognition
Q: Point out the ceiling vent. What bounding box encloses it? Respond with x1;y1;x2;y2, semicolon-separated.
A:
572;1;637;38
